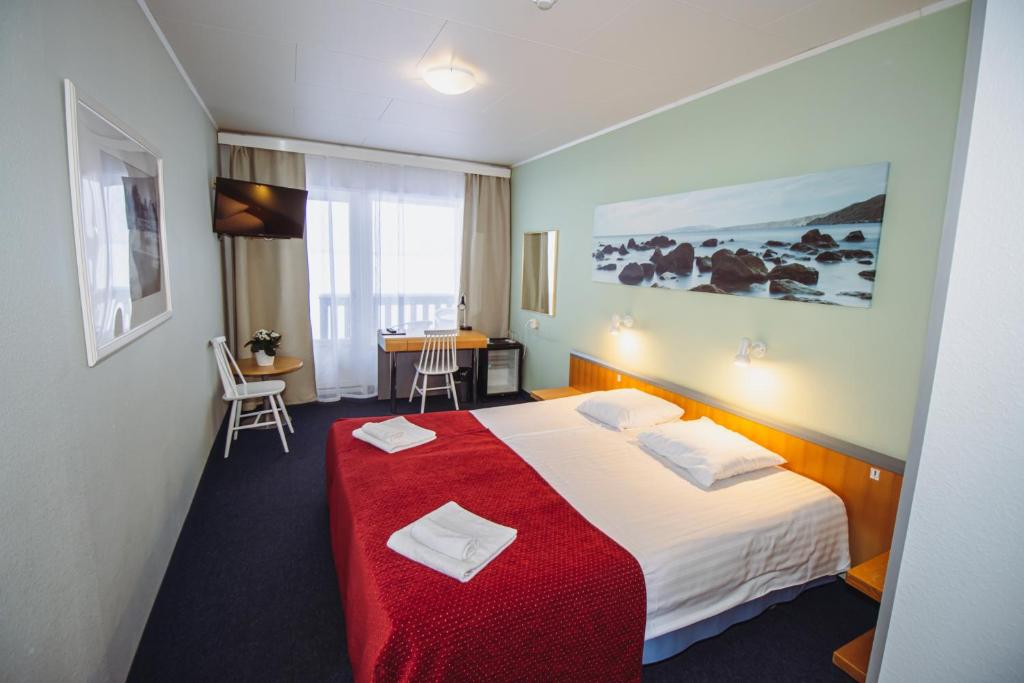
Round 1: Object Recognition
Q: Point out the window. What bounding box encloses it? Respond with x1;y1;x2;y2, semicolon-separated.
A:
306;199;351;340
376;197;462;328
305;156;464;400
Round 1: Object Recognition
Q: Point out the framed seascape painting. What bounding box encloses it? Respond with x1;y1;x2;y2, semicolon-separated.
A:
64;79;171;366
591;163;890;307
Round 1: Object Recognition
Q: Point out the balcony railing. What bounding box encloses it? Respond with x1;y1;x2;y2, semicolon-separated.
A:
315;293;456;340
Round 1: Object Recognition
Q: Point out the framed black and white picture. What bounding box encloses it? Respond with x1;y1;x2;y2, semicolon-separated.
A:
64;79;171;366
592;163;889;307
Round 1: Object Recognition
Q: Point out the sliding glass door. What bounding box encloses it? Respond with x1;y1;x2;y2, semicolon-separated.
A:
305;157;463;400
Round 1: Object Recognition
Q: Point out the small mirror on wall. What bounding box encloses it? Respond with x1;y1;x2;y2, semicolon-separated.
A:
521;230;558;316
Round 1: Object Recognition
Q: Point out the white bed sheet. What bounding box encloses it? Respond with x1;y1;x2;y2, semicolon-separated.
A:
473;396;850;640
470;393;607;438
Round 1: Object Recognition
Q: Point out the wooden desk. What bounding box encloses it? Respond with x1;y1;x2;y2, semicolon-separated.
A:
833;551;889;681
236;355;304;378
529;386;583;401
378;329;489;413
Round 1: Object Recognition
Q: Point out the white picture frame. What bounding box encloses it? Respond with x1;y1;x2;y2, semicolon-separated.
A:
64;79;172;366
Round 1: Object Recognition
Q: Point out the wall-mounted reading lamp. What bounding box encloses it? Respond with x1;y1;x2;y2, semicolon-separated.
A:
610;314;635;336
734;337;767;366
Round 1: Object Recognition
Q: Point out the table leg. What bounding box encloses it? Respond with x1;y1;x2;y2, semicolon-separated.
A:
471;348;479;406
390;350;398;414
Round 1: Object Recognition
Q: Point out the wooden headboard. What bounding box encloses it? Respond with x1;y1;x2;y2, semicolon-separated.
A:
568;352;902;565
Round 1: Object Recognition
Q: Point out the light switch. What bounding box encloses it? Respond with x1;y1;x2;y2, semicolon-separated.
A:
869;467;881;481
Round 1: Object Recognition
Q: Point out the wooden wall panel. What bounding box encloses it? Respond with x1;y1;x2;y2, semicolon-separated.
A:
568;354;901;565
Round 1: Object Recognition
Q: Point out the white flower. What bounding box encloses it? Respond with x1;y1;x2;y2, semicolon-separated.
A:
250;328;281;345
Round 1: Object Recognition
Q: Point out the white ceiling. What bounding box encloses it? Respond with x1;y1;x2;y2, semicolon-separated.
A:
148;0;943;166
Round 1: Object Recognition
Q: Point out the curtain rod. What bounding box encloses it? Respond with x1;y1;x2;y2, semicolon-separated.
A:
218;132;511;179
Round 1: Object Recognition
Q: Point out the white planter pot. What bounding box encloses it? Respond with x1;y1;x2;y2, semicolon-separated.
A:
255;350;275;367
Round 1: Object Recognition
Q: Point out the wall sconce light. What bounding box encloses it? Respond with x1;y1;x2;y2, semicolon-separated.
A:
610;314;635;335
734;337;767;366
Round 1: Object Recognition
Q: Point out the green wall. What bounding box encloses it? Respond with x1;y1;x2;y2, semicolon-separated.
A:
0;0;222;678
510;4;969;459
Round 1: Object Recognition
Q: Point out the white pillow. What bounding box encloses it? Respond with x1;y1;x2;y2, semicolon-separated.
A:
637;417;786;488
576;388;683;430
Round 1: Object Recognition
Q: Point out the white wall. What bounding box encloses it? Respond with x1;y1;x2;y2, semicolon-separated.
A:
874;0;1024;679
0;0;223;680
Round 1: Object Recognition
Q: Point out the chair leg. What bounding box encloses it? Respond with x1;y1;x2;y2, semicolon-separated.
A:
276;394;294;434
233;397;243;439
450;374;460;410
269;395;289;453
420;374;428;414
409;370;419;402
224;401;238;459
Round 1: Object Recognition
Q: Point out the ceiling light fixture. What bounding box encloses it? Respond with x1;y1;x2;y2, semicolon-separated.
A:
423;65;476;95
734;337;767;367
532;0;559;9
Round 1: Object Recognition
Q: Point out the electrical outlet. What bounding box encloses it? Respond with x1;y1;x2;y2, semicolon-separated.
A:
869;467;880;481
616;373;622;382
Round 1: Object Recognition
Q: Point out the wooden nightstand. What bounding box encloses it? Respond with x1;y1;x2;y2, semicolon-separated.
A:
833;551;889;682
529;386;583;401
845;550;889;602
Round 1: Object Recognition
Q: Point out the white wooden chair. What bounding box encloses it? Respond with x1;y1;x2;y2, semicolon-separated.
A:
409;329;460;413
210;336;291;458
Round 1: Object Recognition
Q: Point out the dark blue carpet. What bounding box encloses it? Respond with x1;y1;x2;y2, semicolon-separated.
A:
128;395;877;682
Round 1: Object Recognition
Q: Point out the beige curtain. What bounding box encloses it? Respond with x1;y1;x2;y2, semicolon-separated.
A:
459;174;511;338
219;145;317;404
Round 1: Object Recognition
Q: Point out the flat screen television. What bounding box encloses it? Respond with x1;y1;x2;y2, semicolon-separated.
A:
212;177;308;238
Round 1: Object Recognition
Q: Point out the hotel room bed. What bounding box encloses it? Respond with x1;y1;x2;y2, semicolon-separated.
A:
473;395;851;644
326;395;850;681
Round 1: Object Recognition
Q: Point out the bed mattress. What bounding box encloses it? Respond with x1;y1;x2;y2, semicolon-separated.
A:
473;395;851;640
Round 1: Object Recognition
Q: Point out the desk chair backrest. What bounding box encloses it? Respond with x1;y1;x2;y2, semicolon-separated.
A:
211;336;246;400
417;329;459;374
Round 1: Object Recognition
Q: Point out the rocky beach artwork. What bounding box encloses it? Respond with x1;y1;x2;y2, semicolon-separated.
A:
592;163;890;308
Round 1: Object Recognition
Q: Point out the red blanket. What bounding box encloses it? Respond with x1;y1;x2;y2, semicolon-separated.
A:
326;411;646;682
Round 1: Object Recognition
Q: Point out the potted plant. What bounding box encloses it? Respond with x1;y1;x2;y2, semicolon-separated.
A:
245;328;282;367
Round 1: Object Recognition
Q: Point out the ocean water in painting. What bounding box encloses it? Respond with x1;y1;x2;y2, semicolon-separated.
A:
592;163;890;307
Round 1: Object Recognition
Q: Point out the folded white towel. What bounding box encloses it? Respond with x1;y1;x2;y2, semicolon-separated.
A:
387;501;517;582
353;427;436;453
410;517;479;561
361;421;406;444
361;416;436;447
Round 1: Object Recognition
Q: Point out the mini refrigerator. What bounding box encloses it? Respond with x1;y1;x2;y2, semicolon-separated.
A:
477;338;524;398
